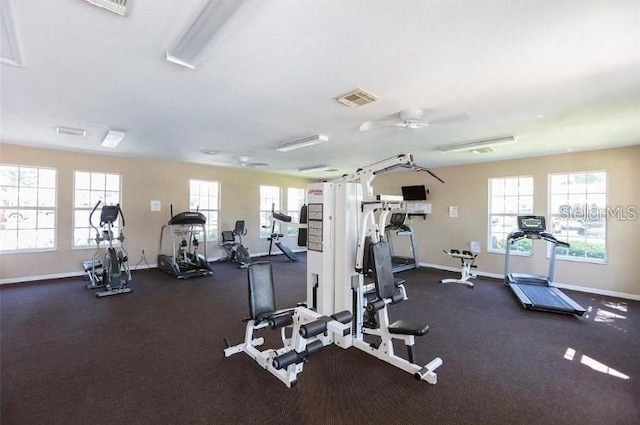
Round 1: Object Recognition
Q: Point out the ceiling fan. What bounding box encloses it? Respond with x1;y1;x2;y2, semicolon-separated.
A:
237;156;269;168
359;109;468;132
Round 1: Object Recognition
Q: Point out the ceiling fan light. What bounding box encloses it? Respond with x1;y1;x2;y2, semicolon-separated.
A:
404;121;427;130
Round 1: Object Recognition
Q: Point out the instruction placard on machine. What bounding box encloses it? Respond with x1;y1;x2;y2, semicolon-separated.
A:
307;203;323;252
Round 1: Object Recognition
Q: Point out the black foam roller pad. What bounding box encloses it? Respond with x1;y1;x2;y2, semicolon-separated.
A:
269;313;294;329
331;310;353;324
390;292;404;304
305;339;324;356
272;350;299;370
299;319;328;338
366;298;385;313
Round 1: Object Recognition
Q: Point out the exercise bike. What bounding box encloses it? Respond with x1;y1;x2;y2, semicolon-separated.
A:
83;201;133;297
221;220;251;268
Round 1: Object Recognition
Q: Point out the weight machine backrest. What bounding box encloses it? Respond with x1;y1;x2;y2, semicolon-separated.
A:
371;242;402;301
248;262;276;321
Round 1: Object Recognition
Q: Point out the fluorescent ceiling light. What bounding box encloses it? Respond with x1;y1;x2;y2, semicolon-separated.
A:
439;136;517;153
0;0;24;67
298;165;332;173
200;149;219;155
56;126;87;137
277;135;329;152
101;130;126;148
166;0;245;69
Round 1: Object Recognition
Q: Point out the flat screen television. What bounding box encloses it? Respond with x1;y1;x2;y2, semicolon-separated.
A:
401;185;428;201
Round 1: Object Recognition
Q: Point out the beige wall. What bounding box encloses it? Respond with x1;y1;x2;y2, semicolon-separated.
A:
0;143;312;281
374;146;640;297
2;143;639;297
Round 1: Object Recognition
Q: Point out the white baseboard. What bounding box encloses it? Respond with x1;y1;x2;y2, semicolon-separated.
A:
0;262;159;285
420;262;640;301
0;250;309;285
5;254;636;301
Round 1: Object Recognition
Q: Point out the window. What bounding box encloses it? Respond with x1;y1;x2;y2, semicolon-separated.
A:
286;188;306;236
189;179;219;242
260;185;281;238
0;165;57;252
549;171;606;262
488;176;534;254
73;171;121;248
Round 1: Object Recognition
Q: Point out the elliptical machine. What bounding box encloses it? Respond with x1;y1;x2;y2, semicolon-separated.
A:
221;220;251;268
83;201;133;297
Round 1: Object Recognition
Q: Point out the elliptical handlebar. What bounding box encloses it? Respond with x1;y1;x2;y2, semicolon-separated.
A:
117;204;125;228
89;200;102;235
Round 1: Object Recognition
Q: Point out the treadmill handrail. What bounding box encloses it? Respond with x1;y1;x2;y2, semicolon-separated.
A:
507;230;569;248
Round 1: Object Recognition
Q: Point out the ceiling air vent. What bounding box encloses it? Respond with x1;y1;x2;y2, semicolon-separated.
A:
336;88;378;108
84;0;130;16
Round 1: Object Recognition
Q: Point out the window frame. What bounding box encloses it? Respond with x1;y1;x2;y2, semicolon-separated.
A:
0;164;58;253
260;185;281;239
72;170;122;249
548;170;607;264
487;175;534;256
189;179;220;243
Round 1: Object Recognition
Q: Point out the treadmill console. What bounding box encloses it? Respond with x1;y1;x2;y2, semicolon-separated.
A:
387;213;410;232
517;215;546;233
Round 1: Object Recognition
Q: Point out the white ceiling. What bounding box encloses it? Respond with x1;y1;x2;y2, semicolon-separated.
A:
1;0;639;178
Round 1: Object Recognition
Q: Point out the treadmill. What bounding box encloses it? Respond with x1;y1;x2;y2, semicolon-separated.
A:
505;215;585;316
384;213;418;273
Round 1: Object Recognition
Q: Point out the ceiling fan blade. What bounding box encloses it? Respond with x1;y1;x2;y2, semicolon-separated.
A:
427;112;469;125
359;119;400;132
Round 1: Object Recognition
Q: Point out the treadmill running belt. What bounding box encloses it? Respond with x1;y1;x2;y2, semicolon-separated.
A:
518;285;575;312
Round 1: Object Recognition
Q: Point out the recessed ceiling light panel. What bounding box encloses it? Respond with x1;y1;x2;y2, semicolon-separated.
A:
101;130;126;148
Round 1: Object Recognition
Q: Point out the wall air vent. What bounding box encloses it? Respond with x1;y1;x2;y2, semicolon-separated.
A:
84;0;130;16
56;126;87;137
336;88;378;108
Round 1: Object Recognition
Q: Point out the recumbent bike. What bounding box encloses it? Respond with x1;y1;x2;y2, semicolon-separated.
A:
221;220;251;268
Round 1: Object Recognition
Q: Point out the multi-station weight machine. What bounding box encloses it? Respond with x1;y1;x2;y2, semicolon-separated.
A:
305;154;444;384
224;154;445;387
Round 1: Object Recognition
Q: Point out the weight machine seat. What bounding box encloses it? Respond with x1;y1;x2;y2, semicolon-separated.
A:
388;320;429;336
